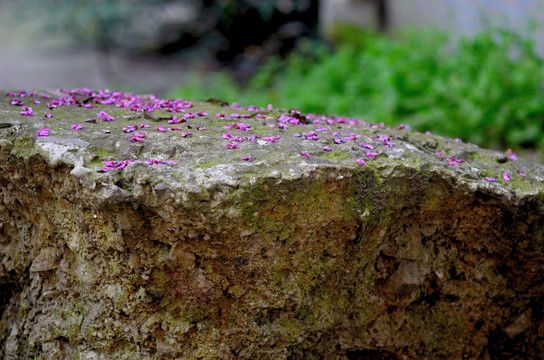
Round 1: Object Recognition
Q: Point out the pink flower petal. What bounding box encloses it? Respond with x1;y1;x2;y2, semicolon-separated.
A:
356;159;366;166
506;149;517;160
35;128;50;136
97;111;115;121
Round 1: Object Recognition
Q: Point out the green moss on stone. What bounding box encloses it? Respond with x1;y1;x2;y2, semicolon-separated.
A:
320;150;351;161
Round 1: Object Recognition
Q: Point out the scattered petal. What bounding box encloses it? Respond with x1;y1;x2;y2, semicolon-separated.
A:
301;152;312;158
448;156;464;166
97;111;115;121
262;135;280;143
506;149;517;160
71;124;83;130
240;156;252;162
20;106;34;116
503;172;511;181
35;128;50;136
322;146;333;152
168;116;186;124
300;131;319;140
485;177;496;182
143;159;177;166
356;159;366;166
236;123;251;131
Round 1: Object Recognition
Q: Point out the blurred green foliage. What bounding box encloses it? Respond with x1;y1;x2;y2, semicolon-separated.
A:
170;24;544;152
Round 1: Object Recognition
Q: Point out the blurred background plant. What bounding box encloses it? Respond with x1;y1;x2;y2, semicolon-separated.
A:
5;0;544;159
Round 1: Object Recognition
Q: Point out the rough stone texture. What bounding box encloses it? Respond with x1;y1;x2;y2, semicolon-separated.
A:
0;89;543;359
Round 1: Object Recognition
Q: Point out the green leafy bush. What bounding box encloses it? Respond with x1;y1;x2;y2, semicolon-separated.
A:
170;24;544;153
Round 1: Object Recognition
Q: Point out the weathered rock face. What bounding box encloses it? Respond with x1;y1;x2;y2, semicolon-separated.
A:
0;89;543;359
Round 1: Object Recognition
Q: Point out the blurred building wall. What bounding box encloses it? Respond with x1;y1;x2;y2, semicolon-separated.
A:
320;0;544;55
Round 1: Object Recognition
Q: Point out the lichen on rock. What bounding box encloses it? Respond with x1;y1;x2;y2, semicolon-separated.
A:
0;89;543;359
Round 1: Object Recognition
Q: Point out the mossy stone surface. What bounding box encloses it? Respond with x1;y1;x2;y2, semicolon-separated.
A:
0;89;543;359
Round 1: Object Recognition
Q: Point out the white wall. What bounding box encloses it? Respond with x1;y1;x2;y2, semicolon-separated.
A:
320;0;544;55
